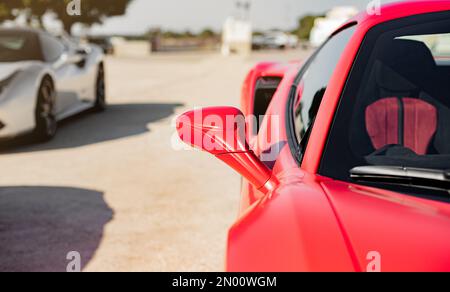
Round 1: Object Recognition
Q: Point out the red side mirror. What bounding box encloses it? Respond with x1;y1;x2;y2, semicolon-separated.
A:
176;107;248;154
177;107;278;194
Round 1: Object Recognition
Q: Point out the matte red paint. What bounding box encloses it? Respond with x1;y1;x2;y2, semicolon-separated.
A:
176;107;247;154
177;1;450;272
217;152;278;194
176;107;278;193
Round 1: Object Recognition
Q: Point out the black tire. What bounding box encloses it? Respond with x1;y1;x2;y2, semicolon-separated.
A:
34;78;57;142
94;64;106;112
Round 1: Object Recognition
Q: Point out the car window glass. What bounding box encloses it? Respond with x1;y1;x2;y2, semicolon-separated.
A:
293;26;355;147
399;33;450;57
0;32;41;62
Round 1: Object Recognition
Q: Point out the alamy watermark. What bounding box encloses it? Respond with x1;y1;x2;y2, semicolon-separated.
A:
367;0;382;16
366;251;381;272
67;0;81;16
66;251;81;272
173;110;281;162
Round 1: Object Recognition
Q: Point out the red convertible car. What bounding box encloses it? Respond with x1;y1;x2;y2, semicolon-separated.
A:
177;1;450;272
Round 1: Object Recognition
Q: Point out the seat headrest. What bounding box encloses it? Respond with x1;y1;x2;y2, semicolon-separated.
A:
375;39;436;95
375;61;418;94
378;39;436;75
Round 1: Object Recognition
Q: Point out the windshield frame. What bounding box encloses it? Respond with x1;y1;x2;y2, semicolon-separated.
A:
319;10;450;200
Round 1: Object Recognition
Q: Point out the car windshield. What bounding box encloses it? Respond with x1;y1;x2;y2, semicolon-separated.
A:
0;31;41;62
320;12;450;198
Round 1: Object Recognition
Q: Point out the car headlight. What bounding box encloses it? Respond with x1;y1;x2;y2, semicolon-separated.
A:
0;71;21;95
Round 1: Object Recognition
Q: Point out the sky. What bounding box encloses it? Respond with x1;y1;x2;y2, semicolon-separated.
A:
90;0;400;35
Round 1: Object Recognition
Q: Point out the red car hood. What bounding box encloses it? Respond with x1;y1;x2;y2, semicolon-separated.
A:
322;180;450;272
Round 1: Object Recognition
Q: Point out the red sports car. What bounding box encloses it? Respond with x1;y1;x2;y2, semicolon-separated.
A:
177;1;450;272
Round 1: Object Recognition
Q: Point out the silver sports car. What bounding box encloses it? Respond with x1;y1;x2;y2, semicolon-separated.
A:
0;28;106;141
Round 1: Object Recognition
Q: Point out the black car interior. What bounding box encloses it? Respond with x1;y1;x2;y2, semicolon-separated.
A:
350;38;450;169
0;31;42;62
253;76;282;134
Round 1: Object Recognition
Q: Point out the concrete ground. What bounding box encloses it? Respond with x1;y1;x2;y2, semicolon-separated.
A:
0;49;310;272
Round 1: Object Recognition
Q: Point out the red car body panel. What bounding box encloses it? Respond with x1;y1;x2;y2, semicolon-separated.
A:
241;61;300;146
228;1;450;272
323;181;450;272
180;1;450;272
239;63;301;211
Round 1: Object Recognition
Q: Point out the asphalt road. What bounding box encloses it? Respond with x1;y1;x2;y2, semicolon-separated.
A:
0;49;310;272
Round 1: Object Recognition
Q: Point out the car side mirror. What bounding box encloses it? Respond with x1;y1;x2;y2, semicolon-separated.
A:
76;48;88;55
66;53;84;64
66;49;87;68
176;107;278;194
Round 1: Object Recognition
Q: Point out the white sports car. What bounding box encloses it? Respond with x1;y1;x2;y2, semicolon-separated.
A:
0;28;106;141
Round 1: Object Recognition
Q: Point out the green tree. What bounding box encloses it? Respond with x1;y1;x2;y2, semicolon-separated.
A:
0;0;26;23
0;3;14;23
0;0;59;26
0;0;134;34
164;31;183;39
52;0;134;34
198;28;216;39
181;30;195;38
295;14;324;40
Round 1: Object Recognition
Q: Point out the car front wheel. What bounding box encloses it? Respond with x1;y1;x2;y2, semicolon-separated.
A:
34;78;57;142
94;64;106;111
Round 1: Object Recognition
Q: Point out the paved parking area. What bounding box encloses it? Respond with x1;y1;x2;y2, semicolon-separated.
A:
0;49;310;271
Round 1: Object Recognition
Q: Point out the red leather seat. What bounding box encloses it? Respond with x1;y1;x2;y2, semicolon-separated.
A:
352;39;450;158
366;97;438;155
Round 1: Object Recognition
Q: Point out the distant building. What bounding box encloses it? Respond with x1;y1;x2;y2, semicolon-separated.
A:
112;37;151;57
221;17;252;56
310;6;358;47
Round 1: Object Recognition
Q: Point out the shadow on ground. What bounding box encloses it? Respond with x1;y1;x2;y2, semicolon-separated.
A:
0;102;183;153
0;186;113;272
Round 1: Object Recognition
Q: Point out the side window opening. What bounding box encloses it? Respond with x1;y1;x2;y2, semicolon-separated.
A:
291;26;356;159
253;76;282;134
0;32;41;62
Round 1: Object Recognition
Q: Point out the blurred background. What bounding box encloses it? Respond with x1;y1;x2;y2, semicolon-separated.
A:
0;0;397;272
1;0;394;54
